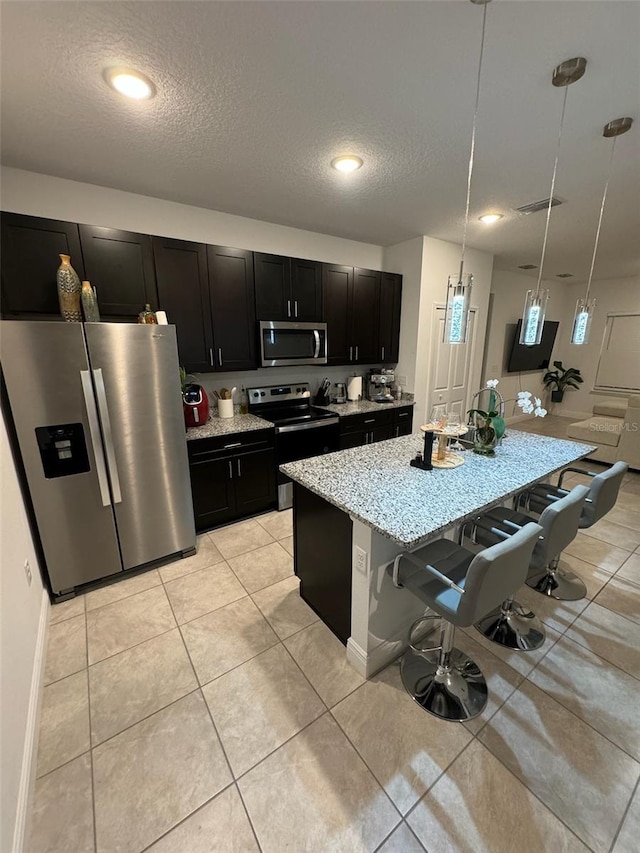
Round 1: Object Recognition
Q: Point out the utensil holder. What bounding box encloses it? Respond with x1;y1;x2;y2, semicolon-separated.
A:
218;399;234;419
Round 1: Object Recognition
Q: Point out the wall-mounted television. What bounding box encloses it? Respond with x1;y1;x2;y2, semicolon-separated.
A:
507;320;559;373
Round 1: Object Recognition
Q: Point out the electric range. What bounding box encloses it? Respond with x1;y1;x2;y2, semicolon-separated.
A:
248;382;340;509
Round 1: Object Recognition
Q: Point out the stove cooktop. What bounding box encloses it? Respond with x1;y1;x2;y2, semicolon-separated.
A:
248;382;336;426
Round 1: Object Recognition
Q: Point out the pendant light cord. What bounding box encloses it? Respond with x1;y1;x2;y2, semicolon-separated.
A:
535;85;569;294
584;136;617;301
459;1;488;280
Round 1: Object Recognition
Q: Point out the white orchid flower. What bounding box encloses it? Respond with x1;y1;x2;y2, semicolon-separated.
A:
486;379;499;388
517;390;532;399
534;406;547;417
522;402;534;414
534;397;542;407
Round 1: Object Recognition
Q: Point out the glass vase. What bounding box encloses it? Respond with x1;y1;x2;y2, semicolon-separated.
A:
81;280;100;322
473;419;497;456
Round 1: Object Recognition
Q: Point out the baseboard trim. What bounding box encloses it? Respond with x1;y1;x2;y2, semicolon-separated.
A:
348;620;439;679
12;589;49;853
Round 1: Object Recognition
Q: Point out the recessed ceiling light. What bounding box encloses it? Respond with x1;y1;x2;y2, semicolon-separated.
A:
331;155;363;173
478;213;503;224
104;68;156;100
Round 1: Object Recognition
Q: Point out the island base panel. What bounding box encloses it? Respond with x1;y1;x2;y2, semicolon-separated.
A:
293;483;353;644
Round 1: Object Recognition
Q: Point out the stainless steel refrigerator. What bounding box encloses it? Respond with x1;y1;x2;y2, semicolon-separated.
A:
1;321;195;596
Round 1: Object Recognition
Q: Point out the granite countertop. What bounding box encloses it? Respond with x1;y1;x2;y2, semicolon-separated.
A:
186;412;274;441
280;430;596;548
320;399;415;416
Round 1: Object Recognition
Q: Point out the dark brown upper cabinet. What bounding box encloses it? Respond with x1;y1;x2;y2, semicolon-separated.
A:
322;265;381;365
254;252;322;321
79;225;158;318
322;264;352;364
352;268;380;363
207;246;257;371
152;237;213;373
379;272;402;364
1;213;84;318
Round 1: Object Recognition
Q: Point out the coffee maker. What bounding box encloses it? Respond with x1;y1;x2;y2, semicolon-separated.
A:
367;370;395;403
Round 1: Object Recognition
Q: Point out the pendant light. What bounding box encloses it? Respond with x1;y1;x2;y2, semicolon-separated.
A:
520;57;586;346
444;0;491;346
570;116;633;345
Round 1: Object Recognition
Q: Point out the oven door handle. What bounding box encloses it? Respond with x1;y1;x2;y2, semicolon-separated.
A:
313;330;321;359
276;417;339;434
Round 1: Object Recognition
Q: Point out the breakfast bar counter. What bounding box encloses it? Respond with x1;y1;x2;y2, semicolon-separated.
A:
281;430;596;676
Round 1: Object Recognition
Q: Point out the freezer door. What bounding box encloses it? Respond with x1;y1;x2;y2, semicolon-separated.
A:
84;323;195;569
1;322;122;592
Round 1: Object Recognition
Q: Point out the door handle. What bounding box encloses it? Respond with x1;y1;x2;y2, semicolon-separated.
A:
313;330;320;359
287;300;291;317
223;442;242;449
93;368;122;504
381;346;385;361
237;458;241;477
209;348;214;367
218;348;223;366
294;300;298;317
228;460;233;479
80;370;111;507
355;346;359;361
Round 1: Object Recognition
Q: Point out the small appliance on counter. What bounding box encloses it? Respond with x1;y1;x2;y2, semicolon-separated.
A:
367;369;395;403
183;384;210;427
332;382;347;404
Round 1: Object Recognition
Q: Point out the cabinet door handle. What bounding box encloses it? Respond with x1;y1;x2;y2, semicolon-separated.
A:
209;348;214;367
223;442;242;449
294;300;298;317
395;426;400;438
218;348;223;366
355;345;359;361
236;458;241;477
228;460;233;479
381;346;385;361
287;300;291;317
364;418;375;424
349;346;353;361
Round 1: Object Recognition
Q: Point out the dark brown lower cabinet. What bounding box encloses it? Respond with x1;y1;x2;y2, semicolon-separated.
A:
339;406;413;449
187;429;276;532
294;483;353;644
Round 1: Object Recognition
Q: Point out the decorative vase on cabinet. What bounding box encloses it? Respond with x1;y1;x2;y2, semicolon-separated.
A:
56;254;82;322
81;280;100;322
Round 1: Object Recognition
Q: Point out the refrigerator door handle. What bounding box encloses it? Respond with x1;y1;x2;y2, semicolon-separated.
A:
80;370;111;507
93;368;123;504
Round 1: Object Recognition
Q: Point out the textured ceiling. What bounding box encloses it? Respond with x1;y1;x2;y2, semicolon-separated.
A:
1;0;639;282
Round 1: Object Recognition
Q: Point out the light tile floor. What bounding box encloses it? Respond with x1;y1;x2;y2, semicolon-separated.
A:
28;469;640;853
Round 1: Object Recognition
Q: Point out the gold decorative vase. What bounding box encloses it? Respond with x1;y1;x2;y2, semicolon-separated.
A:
56;254;82;322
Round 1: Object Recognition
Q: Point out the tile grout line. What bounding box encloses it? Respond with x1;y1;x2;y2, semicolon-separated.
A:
607;774;639;853
83;603;98;853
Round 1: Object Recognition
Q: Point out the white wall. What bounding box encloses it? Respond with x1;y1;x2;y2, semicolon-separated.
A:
386;237;494;425
1;412;48;853
1;166;384;269
482;269;570;419
553;275;640;417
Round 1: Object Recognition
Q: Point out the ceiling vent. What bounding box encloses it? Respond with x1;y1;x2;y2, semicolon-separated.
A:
517;264;538;270
556;273;574;278
515;196;563;215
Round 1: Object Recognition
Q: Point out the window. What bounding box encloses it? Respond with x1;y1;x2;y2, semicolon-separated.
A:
594;313;640;393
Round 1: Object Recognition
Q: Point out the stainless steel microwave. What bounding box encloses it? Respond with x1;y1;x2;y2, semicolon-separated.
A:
259;321;328;367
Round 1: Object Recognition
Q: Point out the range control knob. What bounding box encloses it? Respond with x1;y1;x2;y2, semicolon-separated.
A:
260;391;266;397
252;391;259;398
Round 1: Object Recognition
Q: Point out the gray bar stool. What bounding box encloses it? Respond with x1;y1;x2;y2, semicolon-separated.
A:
464;484;589;650
389;522;542;722
519;461;627;599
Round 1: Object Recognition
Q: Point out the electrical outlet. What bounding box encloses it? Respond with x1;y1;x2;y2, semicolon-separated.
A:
24;559;32;586
355;546;368;574
396;375;407;388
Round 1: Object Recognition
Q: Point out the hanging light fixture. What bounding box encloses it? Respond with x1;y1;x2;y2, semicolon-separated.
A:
444;0;491;346
520;57;587;346
570;116;633;345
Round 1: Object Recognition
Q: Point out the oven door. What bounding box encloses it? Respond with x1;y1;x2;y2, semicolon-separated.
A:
260;321;327;367
275;418;339;509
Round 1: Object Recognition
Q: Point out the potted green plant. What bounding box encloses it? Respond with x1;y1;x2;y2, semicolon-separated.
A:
542;361;583;403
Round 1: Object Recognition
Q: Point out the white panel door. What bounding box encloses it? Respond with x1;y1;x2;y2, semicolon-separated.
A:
427;306;476;419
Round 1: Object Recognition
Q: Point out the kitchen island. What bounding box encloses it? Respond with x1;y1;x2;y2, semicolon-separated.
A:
281;430;596;677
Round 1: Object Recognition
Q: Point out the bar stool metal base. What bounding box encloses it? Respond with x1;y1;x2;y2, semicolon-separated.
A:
474;601;545;651
527;565;587;601
400;647;488;722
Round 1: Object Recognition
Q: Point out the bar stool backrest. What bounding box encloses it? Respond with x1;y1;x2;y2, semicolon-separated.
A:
530;484;589;571
461;522;542;625
581;461;628;528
